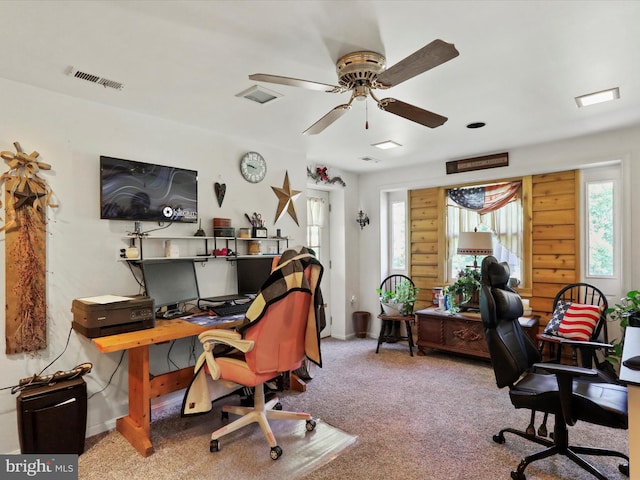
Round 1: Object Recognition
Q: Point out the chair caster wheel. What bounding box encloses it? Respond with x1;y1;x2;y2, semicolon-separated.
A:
619;463;629;476
306;419;316;432
221;411;229;421
270;445;283;460
493;433;505;444
511;471;526;480
274;402;283;410
210;439;220;453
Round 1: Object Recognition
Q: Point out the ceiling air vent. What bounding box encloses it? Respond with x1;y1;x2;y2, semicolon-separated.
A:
66;66;125;91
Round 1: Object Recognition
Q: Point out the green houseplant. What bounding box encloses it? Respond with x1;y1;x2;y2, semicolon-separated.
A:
377;280;419;316
446;267;481;311
606;290;640;364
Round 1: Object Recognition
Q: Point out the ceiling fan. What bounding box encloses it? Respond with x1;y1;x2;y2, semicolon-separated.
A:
249;39;459;135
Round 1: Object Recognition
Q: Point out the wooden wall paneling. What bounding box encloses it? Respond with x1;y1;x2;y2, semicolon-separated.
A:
530;170;579;331
410;188;441;310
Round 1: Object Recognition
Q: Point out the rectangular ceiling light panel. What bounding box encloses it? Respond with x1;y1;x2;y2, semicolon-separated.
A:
575;87;620;107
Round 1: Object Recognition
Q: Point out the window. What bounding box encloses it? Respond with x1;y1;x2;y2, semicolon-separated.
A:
391;201;406;270
383;191;408;276
586;180;614;277
446;182;523;282
307;195;325;261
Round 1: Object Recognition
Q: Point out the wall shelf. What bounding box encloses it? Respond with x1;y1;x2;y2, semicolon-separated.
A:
120;235;289;262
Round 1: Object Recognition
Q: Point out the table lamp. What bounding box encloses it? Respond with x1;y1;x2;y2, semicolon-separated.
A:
457;228;493;269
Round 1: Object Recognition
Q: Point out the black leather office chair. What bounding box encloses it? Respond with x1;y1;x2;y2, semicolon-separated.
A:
479;256;628;480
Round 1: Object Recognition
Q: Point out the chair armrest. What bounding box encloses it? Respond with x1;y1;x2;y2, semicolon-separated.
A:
198;329;254;353
532;362;598;426
557;338;613;350
537;333;561;342
198;329;254;381
532;362;598;378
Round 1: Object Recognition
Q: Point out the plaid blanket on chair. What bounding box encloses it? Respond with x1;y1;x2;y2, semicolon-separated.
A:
181;247;324;416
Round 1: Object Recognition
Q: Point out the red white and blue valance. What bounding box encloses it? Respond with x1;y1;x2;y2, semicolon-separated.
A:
448;181;521;214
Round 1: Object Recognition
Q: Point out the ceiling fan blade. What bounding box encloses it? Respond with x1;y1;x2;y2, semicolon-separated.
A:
378;98;447;128
249;73;341;92
303;104;351;135
376;39;459;87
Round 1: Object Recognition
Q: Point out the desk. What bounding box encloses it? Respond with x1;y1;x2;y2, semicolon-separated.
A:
618;326;640;477
92;317;242;457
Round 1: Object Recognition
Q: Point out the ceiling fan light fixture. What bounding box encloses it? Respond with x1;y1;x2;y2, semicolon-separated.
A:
236;85;282;104
353;84;369;101
372;140;402;150
575;87;620;107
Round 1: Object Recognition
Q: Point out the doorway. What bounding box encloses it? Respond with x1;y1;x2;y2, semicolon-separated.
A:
307;189;331;338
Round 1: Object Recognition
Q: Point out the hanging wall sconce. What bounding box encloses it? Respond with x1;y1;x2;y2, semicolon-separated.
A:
356;210;370;229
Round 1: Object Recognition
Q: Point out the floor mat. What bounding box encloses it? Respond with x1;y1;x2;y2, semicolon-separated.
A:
80;416;356;480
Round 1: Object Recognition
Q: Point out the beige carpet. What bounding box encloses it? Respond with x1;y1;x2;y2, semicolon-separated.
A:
79;337;629;480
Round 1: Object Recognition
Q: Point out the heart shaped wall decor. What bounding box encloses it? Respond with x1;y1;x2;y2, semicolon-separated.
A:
214;182;226;207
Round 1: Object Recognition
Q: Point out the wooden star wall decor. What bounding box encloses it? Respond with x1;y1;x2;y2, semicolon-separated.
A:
271;171;301;226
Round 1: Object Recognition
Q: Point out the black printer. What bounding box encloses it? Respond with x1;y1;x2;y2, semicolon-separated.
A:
71;295;154;338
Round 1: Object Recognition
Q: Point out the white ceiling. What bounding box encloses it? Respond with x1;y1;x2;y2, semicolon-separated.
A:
1;1;639;173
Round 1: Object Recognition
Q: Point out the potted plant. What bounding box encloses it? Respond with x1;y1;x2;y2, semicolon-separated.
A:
606;290;640;364
377;280;419;316
447;267;481;311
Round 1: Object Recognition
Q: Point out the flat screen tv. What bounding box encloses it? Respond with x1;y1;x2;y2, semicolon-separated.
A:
100;156;198;223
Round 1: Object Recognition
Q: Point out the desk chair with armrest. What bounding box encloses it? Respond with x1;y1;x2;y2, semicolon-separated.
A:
480;256;628;480
184;248;324;460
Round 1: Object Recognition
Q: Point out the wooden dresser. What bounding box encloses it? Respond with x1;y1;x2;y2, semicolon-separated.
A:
415;306;538;359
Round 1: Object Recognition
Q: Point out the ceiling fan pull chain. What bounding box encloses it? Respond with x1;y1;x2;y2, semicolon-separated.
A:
365;98;369;130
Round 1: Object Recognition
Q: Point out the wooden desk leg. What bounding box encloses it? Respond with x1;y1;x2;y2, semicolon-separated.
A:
116;345;154;457
289;372;307;392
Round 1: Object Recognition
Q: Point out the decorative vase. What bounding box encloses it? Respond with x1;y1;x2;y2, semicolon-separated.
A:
352;311;371;338
382;302;404;316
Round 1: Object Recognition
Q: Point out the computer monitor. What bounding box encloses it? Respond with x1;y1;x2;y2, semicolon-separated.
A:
236;257;275;295
142;260;200;310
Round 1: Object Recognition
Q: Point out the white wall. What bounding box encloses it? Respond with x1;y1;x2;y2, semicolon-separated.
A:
357;125;640;336
0;77;360;453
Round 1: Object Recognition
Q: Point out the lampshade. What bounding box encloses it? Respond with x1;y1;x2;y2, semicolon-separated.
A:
457;231;493;256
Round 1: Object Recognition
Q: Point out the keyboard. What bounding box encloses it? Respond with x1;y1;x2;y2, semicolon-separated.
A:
211;302;251;317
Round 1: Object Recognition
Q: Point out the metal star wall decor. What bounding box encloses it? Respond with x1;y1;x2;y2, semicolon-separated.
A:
271;171;301;225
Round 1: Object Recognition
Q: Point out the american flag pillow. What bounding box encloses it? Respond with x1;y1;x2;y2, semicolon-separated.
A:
544;300;571;335
557;303;602;341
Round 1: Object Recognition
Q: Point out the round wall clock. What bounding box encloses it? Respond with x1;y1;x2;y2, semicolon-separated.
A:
240;151;267;183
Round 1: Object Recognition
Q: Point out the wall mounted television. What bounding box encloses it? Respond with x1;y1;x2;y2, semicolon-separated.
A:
100;156;198;223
